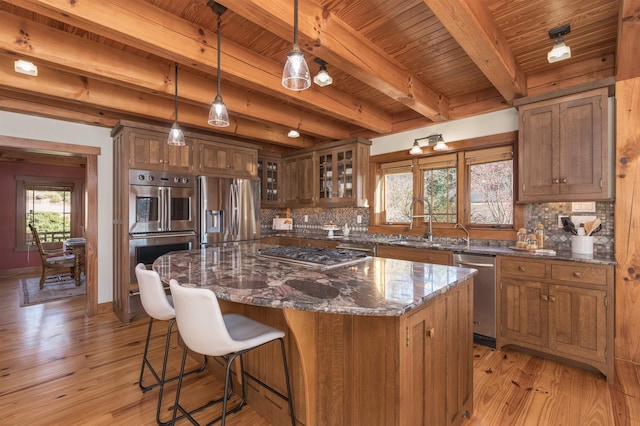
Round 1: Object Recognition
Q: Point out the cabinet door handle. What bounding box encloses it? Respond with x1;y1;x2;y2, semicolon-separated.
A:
518;265;526;272
573;271;583;278
541;294;548;301
426;328;435;338
553;178;560;184
561;177;567;184
549;296;556;302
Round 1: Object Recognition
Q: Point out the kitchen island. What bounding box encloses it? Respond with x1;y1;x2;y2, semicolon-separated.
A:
154;243;477;426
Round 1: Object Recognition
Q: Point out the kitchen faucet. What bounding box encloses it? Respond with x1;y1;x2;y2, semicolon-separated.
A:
408;197;433;241
455;223;470;249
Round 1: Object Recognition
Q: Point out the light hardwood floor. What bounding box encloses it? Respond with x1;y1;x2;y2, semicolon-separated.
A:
1;273;638;425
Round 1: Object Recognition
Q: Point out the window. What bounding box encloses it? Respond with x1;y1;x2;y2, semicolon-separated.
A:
15;176;83;250
466;147;513;226
373;138;515;236
419;155;457;224
380;160;413;223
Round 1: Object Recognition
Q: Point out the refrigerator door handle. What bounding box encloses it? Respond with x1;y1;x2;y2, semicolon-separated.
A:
230;182;239;237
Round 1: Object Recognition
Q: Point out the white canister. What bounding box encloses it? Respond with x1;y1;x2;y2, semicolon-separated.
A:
571;235;594;255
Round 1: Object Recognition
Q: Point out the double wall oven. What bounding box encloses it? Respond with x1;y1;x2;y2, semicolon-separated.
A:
128;169;197;284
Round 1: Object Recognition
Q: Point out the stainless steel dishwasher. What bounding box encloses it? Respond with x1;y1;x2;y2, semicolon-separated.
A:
453;253;496;345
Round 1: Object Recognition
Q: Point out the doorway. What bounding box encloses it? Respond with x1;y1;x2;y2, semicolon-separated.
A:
0;135;100;316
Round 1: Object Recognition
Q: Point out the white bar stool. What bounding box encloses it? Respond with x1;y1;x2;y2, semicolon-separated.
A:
135;264;206;425
169;279;295;426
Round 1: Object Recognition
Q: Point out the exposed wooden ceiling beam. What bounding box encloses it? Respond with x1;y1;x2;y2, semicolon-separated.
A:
3;0;392;134
616;0;640;80
423;0;527;102
217;0;450;122
0;55;314;149
0;11;351;141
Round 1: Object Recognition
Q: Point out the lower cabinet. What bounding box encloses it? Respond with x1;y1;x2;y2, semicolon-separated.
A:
264;236;338;249
497;256;614;382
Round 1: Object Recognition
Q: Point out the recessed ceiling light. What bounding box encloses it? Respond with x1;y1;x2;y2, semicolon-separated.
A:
14;60;38;76
288;129;300;138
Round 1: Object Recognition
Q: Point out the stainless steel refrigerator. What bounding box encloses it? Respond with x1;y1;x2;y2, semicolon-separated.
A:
198;176;261;246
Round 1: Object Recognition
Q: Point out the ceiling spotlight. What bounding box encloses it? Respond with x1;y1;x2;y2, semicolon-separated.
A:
313;58;333;87
547;24;571;63
14;60;38;76
288;129;300;138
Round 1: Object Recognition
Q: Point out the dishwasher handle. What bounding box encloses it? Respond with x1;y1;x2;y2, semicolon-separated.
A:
456;261;495;268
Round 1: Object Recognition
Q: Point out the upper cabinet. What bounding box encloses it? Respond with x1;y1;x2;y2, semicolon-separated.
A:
282;152;315;207
517;88;611;202
315;138;371;207
127;129;194;173
197;140;257;178
257;155;282;208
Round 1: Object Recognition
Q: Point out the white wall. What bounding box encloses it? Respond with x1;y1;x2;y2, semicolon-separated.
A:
371;108;519;155
0;111;114;303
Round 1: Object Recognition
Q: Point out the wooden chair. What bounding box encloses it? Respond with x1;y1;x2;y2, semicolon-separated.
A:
28;224;77;289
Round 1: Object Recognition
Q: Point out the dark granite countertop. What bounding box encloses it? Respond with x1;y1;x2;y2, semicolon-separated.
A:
152;242;477;317
263;231;617;265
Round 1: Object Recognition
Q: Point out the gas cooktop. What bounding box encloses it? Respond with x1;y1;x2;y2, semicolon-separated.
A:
258;246;371;269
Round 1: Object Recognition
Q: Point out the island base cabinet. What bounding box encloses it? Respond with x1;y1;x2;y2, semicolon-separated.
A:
241;277;473;426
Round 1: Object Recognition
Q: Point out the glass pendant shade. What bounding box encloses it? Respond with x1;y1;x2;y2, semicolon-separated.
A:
282;48;311;90
208;94;230;127
167;122;185;146
433;140;448;151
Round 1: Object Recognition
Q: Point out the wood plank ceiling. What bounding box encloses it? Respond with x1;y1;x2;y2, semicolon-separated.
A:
0;0;619;153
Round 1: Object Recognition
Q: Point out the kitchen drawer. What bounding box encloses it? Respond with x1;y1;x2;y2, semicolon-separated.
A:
550;264;608;287
500;258;546;278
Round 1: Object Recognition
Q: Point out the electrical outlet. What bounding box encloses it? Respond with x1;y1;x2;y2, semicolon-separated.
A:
304;215;308;222
356;215;362;224
558;215;568;229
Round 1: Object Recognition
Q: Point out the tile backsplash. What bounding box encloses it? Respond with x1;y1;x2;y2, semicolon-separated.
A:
525;201;614;254
262;201;614;254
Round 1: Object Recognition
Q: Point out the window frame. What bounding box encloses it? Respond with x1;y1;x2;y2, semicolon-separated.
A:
15;176;84;251
369;131;523;241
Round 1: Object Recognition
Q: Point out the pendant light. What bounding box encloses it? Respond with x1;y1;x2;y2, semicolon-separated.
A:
282;0;311;90
547;24;572;63
167;63;185;146
208;3;230;127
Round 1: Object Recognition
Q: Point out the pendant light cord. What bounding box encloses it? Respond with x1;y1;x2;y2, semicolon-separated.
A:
174;63;179;122
217;13;222;96
293;0;299;49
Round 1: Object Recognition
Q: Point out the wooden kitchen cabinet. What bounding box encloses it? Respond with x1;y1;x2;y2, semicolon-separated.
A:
496;256;614;382
316;138;370;207
517;88;611;202
376;245;452;265
257;155;282;207
281;152;315;206
197;140;257;178
126;128;194;173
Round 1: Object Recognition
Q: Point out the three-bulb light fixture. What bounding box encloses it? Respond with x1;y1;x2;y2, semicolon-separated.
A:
409;134;448;155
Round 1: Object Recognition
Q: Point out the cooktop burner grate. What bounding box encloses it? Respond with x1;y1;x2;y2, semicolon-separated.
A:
258;246;370;269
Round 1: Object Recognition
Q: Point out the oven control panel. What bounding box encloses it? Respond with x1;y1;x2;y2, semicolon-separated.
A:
129;169;193;187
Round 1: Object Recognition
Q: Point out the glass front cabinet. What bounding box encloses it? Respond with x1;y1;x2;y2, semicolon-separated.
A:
317;138;370;207
258;155;282;207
